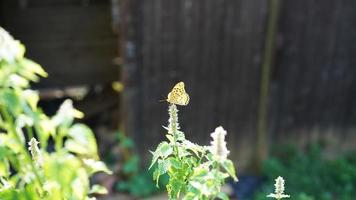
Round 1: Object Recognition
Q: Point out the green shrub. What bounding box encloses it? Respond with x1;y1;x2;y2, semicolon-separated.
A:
254;144;356;200
0;27;111;199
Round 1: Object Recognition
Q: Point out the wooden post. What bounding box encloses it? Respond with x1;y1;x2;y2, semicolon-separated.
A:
255;0;280;172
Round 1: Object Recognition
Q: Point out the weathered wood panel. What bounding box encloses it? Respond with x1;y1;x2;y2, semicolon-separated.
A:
122;0;356;169
122;0;268;166
0;0;118;87
271;1;356;151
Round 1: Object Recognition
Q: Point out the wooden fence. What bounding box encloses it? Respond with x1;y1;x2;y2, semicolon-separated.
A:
1;0;118;88
120;0;356;170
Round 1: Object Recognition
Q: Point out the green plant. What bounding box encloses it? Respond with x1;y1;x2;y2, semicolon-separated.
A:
114;132;166;197
0;27;111;199
150;102;238;200
254;144;356;200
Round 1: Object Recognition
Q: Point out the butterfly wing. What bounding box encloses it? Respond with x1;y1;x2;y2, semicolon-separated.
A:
178;93;189;105
167;82;189;106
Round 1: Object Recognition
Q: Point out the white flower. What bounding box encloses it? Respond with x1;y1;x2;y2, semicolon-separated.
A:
267;176;290;199
0;27;24;62
28;138;43;167
209;126;230;162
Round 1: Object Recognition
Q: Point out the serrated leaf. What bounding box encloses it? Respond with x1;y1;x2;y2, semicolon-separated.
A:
221;160;238;181
153;159;170;186
149;141;172;169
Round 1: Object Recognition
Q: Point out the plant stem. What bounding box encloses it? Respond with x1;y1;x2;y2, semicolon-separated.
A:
255;0;280;172
26;125;34;139
0;106;44;188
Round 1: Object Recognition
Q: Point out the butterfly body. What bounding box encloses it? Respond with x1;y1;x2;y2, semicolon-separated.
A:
167;82;190;106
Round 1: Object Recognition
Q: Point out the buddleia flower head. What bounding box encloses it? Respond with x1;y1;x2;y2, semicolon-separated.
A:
267;176;290;199
209;126;230;162
28;138;43;167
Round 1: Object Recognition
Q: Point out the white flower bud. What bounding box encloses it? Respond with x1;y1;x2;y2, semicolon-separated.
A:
267;176;290;199
28;138;43;167
209;126;230;162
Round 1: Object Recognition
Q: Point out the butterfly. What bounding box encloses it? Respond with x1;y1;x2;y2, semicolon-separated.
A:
166;82;190;106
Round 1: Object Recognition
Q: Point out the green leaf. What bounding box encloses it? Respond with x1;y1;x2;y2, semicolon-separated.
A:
0;177;13;191
51;99;83;128
166;134;174;143
22;90;39;111
83;159;112;175
0;135;22;154
149;141;172;169
182;192;199;200
43;153;84;195
167;178;185;199
8;74;29;88
15;114;33;129
153;168;160;187
217;192;229;200
221;160;238;181
89;184;108;195
65;124;98;159
190;181;210;196
122;138;135;148
192;166;209;179
0;89;21;116
123;155;139;174
169;157;181;169
19;58;48;78
153;159;170;186
0;158;10;177
176;131;185;141
183;140;205;157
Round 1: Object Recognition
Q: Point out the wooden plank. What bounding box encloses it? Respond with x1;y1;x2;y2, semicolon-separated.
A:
1;1;118;87
273;0;356;146
124;0;268;167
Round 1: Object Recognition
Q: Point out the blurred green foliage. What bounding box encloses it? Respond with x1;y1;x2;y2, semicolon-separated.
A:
0;27;111;199
114;132;167;197
254;144;356;200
